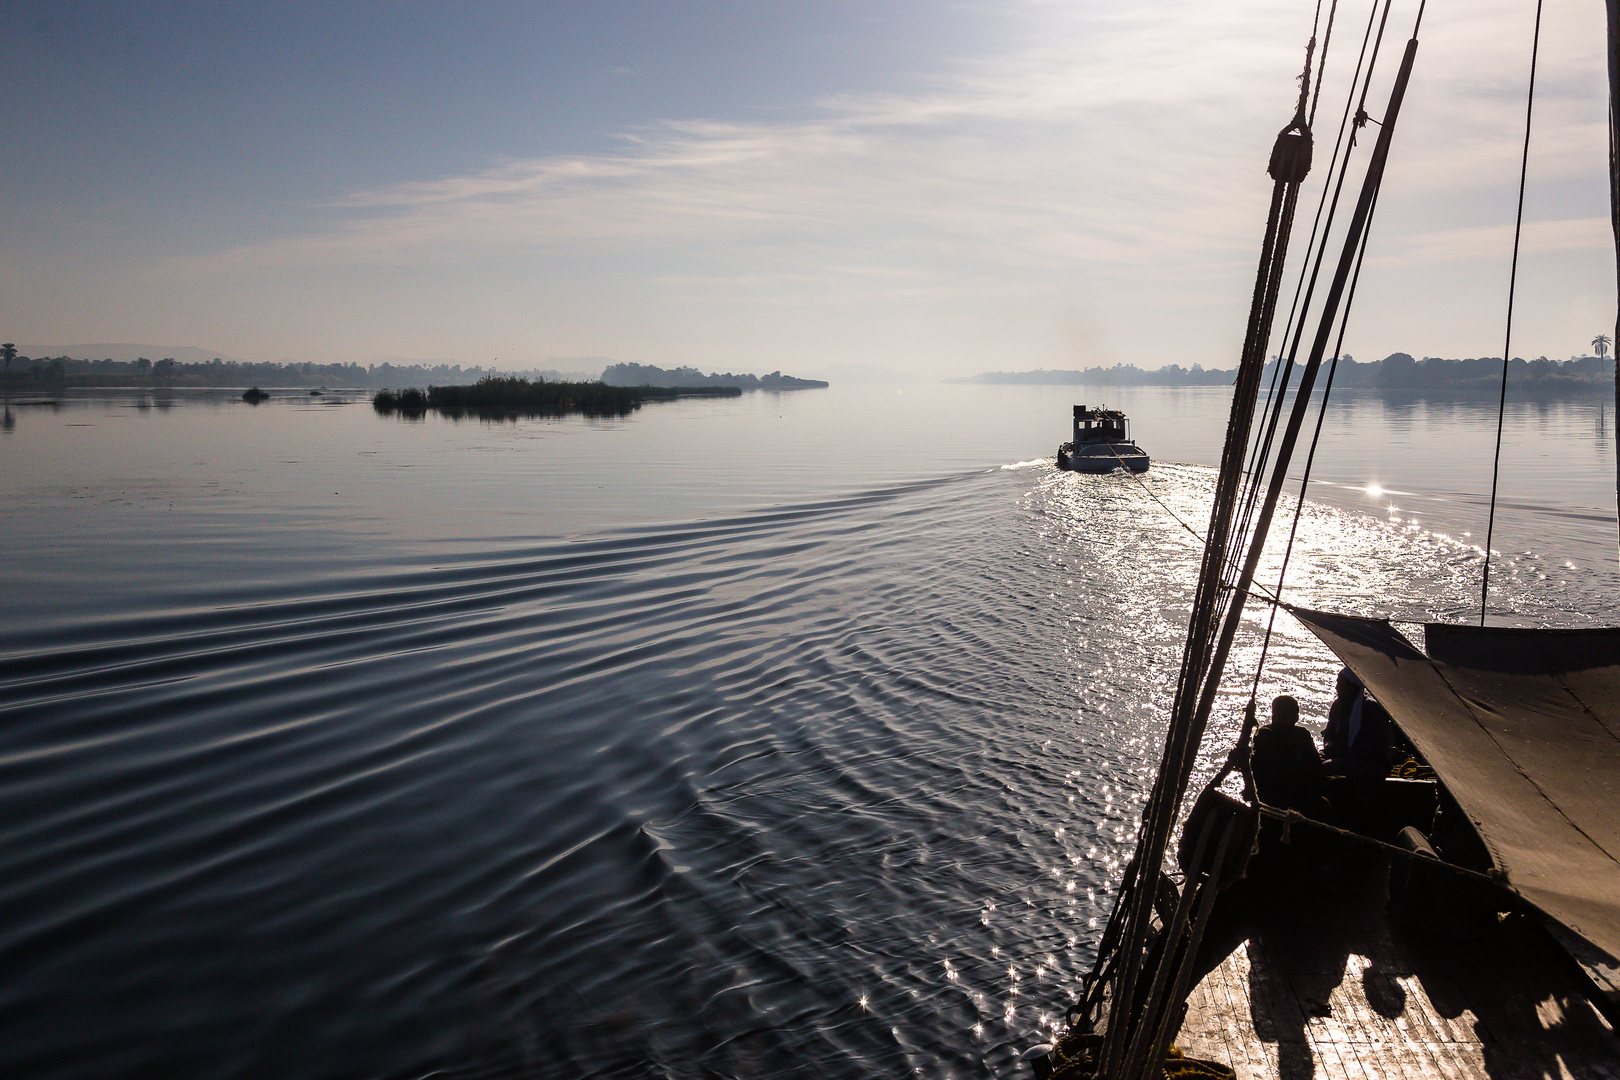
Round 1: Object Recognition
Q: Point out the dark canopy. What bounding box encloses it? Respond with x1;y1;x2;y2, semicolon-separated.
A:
1290;607;1620;962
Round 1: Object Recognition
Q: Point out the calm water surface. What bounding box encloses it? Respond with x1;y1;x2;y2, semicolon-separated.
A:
1;383;1615;1079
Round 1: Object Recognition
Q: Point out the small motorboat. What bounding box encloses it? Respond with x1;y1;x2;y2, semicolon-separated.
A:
1057;404;1149;472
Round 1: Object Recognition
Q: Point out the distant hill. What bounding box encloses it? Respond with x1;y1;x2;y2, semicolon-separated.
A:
600;363;828;390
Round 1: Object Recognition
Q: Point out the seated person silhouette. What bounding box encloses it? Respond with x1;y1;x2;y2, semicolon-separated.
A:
1321;667;1393;833
1250;695;1332;870
1251;695;1328;815
1322;667;1392;784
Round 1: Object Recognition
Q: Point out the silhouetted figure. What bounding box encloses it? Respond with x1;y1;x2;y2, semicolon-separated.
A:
1250;696;1328;822
1251;695;1328;815
1322;668;1391;784
1320;668;1392;835
1250;695;1332;875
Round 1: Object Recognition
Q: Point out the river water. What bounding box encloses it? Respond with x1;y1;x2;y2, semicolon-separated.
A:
1;382;1615;1079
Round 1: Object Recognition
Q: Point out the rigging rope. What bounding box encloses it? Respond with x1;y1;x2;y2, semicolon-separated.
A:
1101;456;1285;609
1307;0;1340;129
1250;798;1508;887
1085;47;1322;1080
1072;18;1408;1080
1240;3;1411;704
1073;15;1426;1080
1216;0;1428;783
1233;0;1384;527
1237;181;1385;750
1195;1;1419;813
1222;0;1421;741
1481;0;1544;625
1609;0;1620;572
1225;0;1380;622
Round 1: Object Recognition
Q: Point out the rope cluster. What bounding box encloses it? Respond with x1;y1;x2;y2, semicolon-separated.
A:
1065;5;1438;1079
1043;1031;1236;1080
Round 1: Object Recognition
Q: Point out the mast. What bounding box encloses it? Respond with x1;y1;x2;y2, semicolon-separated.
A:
1050;9;1431;1075
1608;0;1620;569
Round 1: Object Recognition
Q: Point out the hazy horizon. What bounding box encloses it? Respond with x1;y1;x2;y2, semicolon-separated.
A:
4;1;1615;379
15;342;1611;385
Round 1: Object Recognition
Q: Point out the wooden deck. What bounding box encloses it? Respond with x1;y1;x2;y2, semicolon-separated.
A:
1174;854;1620;1080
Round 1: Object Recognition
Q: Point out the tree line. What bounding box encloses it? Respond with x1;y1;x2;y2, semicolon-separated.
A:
0;352;832;392
961;352;1616;390
1318;352;1612;390
599;363;828;390
0;353;517;389
957;363;1234;386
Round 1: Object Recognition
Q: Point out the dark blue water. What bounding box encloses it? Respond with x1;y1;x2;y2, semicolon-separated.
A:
0;385;1614;1078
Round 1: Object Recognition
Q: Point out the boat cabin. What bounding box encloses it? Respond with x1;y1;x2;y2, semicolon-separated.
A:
1073;405;1130;445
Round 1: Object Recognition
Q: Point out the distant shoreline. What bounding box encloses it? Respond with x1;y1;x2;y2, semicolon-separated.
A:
955;352;1615;392
0;355;830;393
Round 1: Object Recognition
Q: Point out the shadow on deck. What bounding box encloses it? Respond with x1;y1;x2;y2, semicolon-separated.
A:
1176;849;1620;1080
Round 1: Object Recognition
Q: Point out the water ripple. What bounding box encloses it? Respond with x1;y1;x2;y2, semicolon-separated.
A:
0;461;1609;1079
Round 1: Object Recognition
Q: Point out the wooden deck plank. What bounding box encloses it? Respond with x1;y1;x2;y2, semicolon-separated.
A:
1178;947;1272;1080
1177;978;1231;1065
1390;1041;1460;1080
1172;853;1620;1080
1179;952;1240;1072
1304;1038;1358;1080
1423;1043;1484;1080
1345;1041;1403;1080
1226;951;1279;1080
1381;972;1449;1050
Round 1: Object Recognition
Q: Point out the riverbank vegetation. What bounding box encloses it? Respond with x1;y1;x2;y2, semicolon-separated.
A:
0;352;828;392
600;363;828;390
372;376;741;419
0;355;548;391
960;351;1617;391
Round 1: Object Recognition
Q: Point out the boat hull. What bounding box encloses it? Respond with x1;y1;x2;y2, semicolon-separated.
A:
1057;442;1150;473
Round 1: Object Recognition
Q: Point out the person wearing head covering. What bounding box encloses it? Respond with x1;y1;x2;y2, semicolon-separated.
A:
1322;667;1392;784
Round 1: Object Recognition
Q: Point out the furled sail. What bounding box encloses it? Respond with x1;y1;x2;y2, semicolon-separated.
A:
1292;607;1620;962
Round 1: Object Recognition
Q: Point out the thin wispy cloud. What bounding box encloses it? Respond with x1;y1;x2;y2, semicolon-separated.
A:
211;0;1607;295
14;0;1611;370
208;6;1308;277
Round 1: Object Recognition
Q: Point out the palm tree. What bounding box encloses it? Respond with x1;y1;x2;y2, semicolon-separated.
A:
1593;334;1611;360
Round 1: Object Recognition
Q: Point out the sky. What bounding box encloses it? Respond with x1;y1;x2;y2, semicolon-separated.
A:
2;0;1614;377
